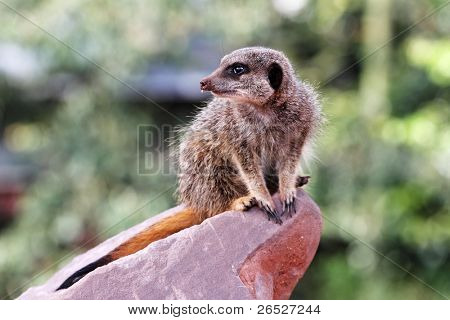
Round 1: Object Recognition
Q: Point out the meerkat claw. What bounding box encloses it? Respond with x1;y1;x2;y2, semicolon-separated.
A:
288;200;295;217
258;201;282;224
281;195;297;217
282;200;288;214
281;199;290;217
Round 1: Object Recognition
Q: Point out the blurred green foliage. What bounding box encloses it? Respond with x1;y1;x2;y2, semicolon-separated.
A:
0;0;448;299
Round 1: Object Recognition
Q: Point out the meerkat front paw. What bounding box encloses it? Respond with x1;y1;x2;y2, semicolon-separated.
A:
230;195;257;211
281;189;297;217
232;195;282;224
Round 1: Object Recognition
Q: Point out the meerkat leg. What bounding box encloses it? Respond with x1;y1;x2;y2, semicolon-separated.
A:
279;173;297;217
278;139;307;217
232;152;282;224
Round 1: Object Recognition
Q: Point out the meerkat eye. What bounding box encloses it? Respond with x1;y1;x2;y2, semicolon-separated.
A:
227;63;249;76
233;65;245;74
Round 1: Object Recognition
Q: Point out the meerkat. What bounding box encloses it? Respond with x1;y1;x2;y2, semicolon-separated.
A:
56;47;322;290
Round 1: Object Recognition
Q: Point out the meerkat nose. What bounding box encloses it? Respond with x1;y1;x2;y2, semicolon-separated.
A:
200;78;211;91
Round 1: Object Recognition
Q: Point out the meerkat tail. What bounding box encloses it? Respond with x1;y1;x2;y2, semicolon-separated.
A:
56;208;201;291
108;207;200;260
296;175;310;187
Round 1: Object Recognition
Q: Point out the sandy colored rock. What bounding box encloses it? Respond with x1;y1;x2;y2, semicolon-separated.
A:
18;189;321;300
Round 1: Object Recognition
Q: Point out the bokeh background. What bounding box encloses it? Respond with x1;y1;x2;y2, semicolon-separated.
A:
0;0;449;299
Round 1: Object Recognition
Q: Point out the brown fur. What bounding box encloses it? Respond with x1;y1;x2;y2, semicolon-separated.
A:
109;208;201;260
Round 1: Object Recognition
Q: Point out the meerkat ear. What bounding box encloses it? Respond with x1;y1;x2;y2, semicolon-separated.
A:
268;63;283;90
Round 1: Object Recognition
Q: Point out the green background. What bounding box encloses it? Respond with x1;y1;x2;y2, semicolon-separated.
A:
0;0;448;299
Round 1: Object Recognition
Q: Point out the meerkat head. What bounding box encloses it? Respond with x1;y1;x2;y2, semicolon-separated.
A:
200;47;297;106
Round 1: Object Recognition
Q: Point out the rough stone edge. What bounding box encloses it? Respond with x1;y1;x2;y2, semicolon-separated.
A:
239;193;322;299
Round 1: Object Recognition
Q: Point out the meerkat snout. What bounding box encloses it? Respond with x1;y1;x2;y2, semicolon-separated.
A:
200;78;211;91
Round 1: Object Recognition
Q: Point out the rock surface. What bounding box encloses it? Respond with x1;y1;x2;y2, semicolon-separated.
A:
18;189;321;300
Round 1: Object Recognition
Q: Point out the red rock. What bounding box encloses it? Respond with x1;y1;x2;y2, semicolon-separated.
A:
18;189;321;300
